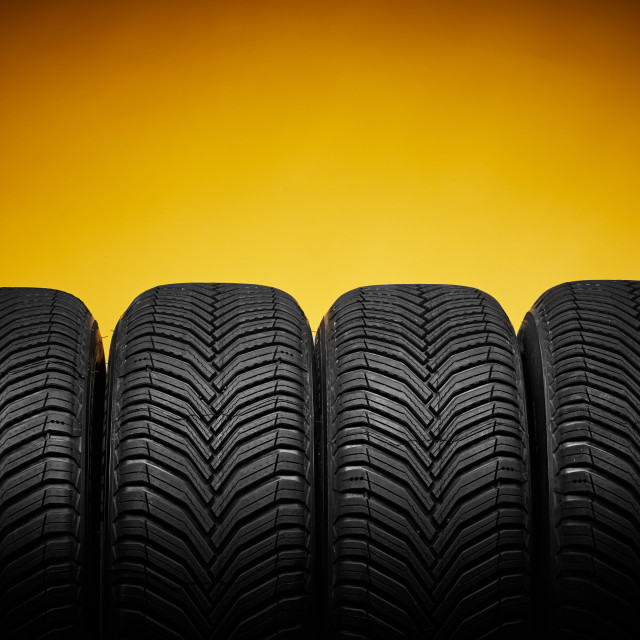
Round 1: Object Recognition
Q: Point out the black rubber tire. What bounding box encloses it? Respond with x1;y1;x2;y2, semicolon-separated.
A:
519;280;640;639
101;284;315;639
314;285;531;639
0;288;105;638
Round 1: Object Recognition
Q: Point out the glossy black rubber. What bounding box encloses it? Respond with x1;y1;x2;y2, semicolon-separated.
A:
519;280;640;639
315;285;531;639
101;284;315;639
0;288;105;638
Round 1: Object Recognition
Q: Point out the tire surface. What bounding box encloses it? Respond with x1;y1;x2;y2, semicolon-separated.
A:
315;285;531;639
102;284;314;639
519;280;640;639
0;288;105;638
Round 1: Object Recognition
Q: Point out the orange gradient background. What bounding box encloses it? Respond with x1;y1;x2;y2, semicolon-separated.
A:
2;0;639;353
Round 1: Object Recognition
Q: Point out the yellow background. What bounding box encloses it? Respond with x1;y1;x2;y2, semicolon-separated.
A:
2;0;639;354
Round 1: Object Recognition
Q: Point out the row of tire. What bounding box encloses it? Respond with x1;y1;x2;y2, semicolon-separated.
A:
0;281;638;639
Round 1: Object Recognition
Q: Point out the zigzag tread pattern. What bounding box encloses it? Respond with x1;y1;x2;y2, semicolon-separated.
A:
0;287;103;639
316;285;530;640
520;280;640;639
104;284;314;639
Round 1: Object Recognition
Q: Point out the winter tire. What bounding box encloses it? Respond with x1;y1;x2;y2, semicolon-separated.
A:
101;284;315;639
519;280;640;639
315;285;531;639
0;288;105;638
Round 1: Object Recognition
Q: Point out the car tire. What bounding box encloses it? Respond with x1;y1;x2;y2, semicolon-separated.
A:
519;280;640;639
0;288;105;638
315;285;531;639
101;284;315;639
